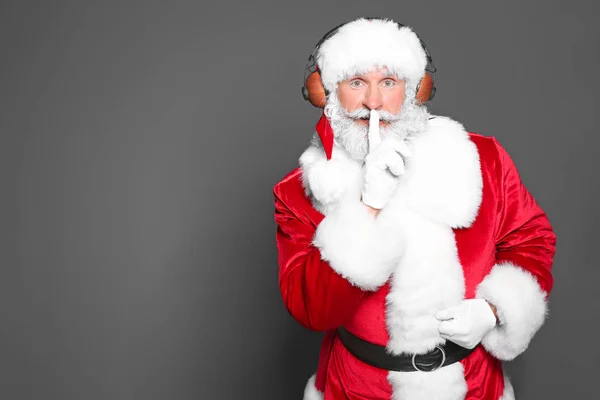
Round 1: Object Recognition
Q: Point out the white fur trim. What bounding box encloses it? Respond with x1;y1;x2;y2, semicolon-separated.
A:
297;115;488;399
303;374;323;400
382;118;476;397
313;199;405;291
384;202;466;354
398;116;482;228
500;375;515;400
388;362;467;400
476;262;548;361
302;137;405;291
316;18;427;93
299;142;363;215
300;116;482;227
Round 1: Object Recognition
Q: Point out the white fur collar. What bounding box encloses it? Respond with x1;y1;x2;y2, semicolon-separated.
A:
299;116;482;228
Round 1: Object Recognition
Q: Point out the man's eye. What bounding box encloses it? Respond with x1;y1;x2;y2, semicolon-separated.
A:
349;80;362;88
383;80;396;87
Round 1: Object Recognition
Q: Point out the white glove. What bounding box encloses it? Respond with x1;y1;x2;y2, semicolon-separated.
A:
435;299;497;349
361;110;412;209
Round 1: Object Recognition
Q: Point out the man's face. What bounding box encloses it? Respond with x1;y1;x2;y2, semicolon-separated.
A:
336;67;406;129
324;66;429;162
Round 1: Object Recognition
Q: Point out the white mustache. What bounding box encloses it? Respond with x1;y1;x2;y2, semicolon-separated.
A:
344;108;401;122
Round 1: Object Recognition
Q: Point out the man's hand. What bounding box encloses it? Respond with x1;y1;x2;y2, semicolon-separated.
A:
435;299;497;349
361;110;412;210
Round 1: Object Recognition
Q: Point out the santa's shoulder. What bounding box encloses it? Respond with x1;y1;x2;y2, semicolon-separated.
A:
273;167;304;202
425;115;504;167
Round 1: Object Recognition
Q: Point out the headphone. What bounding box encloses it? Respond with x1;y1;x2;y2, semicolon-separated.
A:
301;17;437;108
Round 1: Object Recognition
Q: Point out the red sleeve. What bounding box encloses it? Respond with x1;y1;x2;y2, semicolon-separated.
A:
476;138;557;360
492;137;556;294
274;192;366;332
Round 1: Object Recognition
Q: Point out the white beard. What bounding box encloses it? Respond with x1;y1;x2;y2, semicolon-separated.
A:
322;93;431;162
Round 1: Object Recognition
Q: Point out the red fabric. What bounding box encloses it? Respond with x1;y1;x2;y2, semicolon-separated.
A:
316;114;335;160
315;330;337;390
461;346;505;400
273;133;555;399
491;137;555;295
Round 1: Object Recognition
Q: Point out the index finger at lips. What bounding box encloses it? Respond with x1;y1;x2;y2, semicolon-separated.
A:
368;110;381;152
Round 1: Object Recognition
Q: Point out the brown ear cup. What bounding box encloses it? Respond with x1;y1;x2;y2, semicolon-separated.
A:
415;72;434;105
305;71;328;108
305;71;435;108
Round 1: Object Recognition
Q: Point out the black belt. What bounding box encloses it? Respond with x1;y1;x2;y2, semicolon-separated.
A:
337;327;476;372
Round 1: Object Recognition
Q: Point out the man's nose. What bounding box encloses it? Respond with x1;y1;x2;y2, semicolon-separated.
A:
363;86;384;110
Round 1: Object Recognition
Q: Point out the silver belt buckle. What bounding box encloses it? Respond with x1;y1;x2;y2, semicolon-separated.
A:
411;345;446;372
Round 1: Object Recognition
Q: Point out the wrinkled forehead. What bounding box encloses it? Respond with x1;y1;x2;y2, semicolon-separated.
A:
346;66;403;79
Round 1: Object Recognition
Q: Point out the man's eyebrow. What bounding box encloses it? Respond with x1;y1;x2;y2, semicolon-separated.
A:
346;71;400;80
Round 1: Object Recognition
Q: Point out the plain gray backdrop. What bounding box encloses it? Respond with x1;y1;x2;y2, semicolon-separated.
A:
1;0;598;399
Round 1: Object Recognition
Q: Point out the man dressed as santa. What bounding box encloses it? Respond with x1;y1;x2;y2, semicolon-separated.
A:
273;17;555;400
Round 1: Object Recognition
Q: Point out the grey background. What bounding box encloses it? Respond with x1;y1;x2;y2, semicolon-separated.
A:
1;0;598;399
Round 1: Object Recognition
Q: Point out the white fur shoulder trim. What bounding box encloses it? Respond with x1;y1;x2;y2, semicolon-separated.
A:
397;116;483;228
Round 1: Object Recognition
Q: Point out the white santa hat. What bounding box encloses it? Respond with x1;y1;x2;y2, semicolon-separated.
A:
315;17;428;95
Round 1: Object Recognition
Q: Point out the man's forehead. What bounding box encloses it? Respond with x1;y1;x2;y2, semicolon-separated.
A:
348;67;402;79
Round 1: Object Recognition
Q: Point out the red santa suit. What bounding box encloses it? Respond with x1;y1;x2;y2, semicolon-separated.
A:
274;18;555;400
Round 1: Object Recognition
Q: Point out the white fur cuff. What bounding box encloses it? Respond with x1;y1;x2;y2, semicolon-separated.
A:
313;200;404;291
500;375;515;400
476;262;548;361
303;374;324;400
